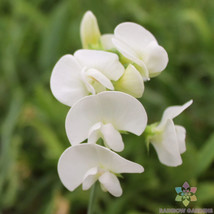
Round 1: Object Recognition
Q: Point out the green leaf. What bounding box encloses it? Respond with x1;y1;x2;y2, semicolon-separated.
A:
0;90;23;203
195;132;214;177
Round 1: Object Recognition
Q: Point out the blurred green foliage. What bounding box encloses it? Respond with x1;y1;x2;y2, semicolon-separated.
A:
0;0;214;213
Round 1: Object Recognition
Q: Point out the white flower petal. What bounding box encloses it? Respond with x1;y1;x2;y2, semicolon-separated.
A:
66;98;102;145
99;171;122;197
115;64;144;98
96;148;144;174
175;125;186;154
100;34;115;50
50;54;88;106
58;144;144;192
159;100;193;127
101;123;124;152
151;119;182;167
112;37;149;79
113;22;168;79
143;41;168;77
65;91;147;145
88;122;102;144
88;122;124;152
74;50;124;81
80;11;101;49
82;167;98;190
93;92;147;136
86;68;114;90
114;22;157;52
112;37;139;61
81;67;96;95
57;145;99;191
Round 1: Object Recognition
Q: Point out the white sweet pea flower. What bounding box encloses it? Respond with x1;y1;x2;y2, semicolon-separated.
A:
80;11;101;49
146;100;193;167
112;22;168;80
80;11;115;51
58;144;144;197
65;91;147;152
50;50;124;107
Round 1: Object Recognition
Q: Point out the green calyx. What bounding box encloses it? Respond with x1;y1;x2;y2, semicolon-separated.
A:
143;123;160;151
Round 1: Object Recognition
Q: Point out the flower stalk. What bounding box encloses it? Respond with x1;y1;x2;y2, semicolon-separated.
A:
87;182;97;214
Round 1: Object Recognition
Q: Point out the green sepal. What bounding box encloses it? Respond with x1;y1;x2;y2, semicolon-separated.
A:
119;130;129;134
143;123;159;152
114;173;124;179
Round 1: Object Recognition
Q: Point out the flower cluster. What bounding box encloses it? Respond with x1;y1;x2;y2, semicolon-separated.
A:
50;11;193;197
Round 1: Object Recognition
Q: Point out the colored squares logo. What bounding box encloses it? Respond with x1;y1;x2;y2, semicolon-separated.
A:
175;182;197;207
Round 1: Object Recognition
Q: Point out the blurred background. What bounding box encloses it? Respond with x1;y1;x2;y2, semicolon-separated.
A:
0;0;214;213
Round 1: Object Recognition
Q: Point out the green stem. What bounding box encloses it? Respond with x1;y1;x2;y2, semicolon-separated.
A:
87;182;97;214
